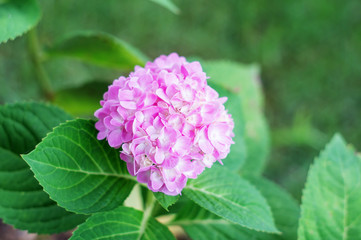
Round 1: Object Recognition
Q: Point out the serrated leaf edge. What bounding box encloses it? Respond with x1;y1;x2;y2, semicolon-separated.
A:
0;1;42;44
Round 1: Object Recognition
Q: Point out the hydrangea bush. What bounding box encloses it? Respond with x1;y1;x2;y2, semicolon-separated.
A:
1;1;361;240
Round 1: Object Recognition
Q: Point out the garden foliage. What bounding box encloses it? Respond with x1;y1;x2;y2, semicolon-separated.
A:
1;1;361;240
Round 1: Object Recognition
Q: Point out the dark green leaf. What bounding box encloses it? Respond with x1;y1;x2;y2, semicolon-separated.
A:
183;167;279;233
203;60;270;176
153;192;179;211
71;206;175;240
0;0;41;43
23;119;136;214
298;134;361;240
54;80;109;117
0;102;86;233
46;31;148;70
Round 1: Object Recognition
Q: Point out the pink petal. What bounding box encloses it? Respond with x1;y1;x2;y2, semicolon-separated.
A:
118;90;134;101
107;129;123;148
196;127;214;154
154;147;165;164
164;72;179;86
162;155;179;169
186;113;202;126
144;93;157;106
158;127;178;149
180;85;195;102
168;114;184;131
119;101;137;109
150;170;163;191
137;171;150;184
156;89;170;104
173;136;191;155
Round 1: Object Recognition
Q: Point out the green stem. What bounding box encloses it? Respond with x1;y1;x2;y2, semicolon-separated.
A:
27;28;54;101
137;191;157;240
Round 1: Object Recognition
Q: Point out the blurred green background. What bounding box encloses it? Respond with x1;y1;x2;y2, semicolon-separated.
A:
1;0;360;200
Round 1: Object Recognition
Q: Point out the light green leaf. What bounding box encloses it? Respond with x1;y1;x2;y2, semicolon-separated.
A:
0;102;86;233
153;192;179;211
298;134;361;240
209;81;247;171
0;0;41;43
22;119;136;214
183;166;279;233
46;31;148;70
71;206;175;240
203;60;270;176
248;177;300;240
175;177;299;240
149;0;180;14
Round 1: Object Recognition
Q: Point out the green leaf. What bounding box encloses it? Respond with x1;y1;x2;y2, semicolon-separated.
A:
173;200;281;240
208;81;247;171
0;0;41;43
149;0;180;14
174;177;299;240
54;80;109;117
203;60;270;176
71;206;175;240
0;102;86;233
183;166;279;233
153;192;179;211
46;31;148;70
298;134;361;240
22;119;136;214
248;177;300;240
0;102;72;154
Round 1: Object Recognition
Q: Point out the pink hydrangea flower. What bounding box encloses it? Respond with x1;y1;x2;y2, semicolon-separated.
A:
95;53;234;195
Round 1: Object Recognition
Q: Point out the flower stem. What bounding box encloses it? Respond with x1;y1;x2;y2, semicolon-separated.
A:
137;191;156;240
27;28;54;101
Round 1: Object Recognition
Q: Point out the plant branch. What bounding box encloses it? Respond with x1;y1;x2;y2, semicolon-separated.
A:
27;28;54;101
137;191;157;240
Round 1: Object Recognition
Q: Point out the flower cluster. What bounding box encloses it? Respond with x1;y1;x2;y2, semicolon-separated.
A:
95;53;234;195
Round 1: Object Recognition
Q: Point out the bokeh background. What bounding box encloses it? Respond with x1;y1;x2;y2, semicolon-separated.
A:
1;0;361;204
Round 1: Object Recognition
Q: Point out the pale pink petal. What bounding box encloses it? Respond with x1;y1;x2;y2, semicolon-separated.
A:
156;89;170;104
173;136;191;155
119;101;137;109
150;170;163;191
154;147;165;164
118;90;134;101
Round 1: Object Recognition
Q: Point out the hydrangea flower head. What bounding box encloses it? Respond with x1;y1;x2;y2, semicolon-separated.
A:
95;53;235;195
